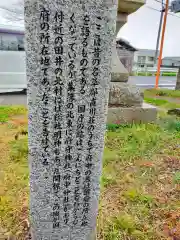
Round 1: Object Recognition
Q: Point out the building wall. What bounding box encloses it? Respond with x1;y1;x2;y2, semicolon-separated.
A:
0;32;24;51
133;49;159;71
0;51;26;90
0;30;26;90
162;58;180;67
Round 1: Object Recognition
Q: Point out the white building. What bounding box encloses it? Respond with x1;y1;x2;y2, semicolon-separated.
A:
162;57;180;67
0;25;26;92
0;25;24;51
133;49;159;71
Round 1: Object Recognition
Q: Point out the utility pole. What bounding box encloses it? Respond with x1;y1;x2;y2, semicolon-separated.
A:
154;5;165;65
155;0;169;89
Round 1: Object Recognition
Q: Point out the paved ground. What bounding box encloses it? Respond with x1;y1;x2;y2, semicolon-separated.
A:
129;76;176;86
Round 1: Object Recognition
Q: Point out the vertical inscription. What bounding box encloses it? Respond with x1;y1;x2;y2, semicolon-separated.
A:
71;13;91;227
80;15;90;95
52;10;64;229
81;16;102;227
38;5;104;231
39;7;50;167
77;14;91;227
63;12;77;225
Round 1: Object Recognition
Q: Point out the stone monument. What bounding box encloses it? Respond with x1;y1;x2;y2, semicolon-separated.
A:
25;0;117;239
176;67;180;90
107;0;157;124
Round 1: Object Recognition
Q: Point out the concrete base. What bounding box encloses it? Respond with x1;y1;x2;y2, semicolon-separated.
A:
107;103;157;124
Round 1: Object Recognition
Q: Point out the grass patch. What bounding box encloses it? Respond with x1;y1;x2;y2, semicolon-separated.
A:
136;72;153;76
98;118;180;239
133;72;177;77
144;98;168;106
0;108;180;239
0;106;27;123
9;138;28;162
106;213;137;236
105;123;173;162
0;112;29;239
106;123;130;132
165;118;180;131
101;175;117;188
124;189;154;206
145;89;180;98
144;97;180;109
0;138;29;238
173;171;180;184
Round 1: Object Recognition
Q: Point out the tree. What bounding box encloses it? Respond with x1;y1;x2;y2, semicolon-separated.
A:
0;0;24;22
176;67;180;90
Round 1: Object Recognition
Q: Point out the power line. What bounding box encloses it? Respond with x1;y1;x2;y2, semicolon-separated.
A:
155;0;169;88
152;0;165;5
146;5;180;18
146;5;162;12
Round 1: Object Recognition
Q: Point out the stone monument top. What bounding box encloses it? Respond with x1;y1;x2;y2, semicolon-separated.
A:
112;0;145;84
109;0;145;110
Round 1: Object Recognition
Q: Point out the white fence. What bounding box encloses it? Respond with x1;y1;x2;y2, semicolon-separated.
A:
133;66;178;75
146;67;178;73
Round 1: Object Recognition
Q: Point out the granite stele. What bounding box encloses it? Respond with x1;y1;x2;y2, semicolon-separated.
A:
25;0;117;239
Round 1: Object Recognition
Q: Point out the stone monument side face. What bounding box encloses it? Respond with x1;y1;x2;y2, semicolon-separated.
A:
24;0;117;239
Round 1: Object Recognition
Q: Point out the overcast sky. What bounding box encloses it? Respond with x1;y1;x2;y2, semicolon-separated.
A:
0;0;180;56
119;0;180;57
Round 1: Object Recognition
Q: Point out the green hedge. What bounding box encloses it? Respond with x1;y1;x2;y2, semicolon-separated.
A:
161;72;177;76
134;72;177;76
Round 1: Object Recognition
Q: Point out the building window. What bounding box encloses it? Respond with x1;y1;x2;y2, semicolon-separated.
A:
138;56;146;62
0;32;25;51
175;63;180;67
17;35;25;51
148;56;154;62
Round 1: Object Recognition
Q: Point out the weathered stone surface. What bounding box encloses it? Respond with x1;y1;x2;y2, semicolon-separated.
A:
107;103;157;124
109;83;144;107
111;13;129;83
168;108;180;116
111;71;129;82
175;68;180;90
24;0;117;239
111;42;129;82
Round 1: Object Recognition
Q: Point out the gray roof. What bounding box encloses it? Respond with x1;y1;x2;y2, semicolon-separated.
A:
136;48;156;52
162;56;180;62
116;38;137;52
0;25;24;35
